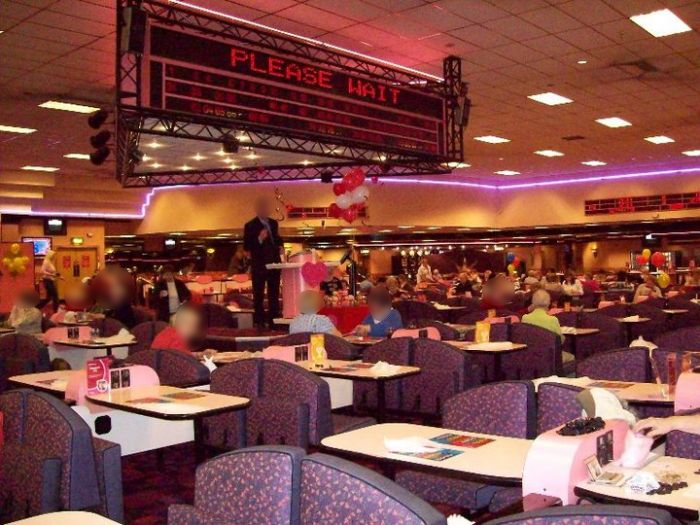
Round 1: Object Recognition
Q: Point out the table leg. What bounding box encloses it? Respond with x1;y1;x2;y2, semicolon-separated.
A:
105;347;113;356
494;354;504;382
625;324;632;345
193;418;205;464
570;336;578;359
376;380;386;423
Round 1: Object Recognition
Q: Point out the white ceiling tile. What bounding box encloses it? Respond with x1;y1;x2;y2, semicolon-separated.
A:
520;6;584;32
523;34;579;56
439;0;510;23
274;4;356;32
448;24;512;48
305;0;387;22
484;15;548;40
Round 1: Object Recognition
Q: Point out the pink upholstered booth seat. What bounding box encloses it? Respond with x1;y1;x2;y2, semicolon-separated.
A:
390;327;441;340
42;326;93;346
65;365;159;405
194;275;214;285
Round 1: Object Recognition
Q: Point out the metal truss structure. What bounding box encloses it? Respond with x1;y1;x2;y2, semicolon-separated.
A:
116;0;469;187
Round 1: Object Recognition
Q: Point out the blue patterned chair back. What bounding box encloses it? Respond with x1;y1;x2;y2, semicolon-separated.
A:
576;347;650;382
655;326;700;351
202;303;236;328
509;323;559;379
536;382;583;434
597;303;630;319
443;381;536;439
168;446;304;525
300;453;446;525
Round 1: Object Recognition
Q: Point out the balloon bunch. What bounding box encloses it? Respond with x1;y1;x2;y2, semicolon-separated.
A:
636;248;652;267
328;168;369;223
650;251;666;268
2;243;29;276
505;252;521;275
657;271;671;289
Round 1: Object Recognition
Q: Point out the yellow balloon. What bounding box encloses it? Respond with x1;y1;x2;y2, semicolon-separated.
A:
21;256;29;265
507;263;515;273
642;248;651;259
2;257;10;267
657;272;671;289
10;243;20;255
15;264;26;274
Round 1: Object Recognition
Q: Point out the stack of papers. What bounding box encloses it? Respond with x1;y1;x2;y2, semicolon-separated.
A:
370;361;401;376
384;437;436;454
95;329;135;345
622;315;640;322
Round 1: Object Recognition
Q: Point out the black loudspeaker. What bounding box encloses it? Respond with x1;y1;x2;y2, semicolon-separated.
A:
120;6;147;54
94;415;112;435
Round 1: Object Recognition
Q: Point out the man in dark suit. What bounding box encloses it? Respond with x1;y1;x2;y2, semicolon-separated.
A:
244;197;283;328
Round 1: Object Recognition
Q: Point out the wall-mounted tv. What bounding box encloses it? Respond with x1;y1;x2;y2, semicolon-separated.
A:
44;217;67;236
21;237;52;256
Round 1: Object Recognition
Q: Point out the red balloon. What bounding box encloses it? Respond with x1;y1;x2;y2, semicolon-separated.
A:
341;207;357;223
512;257;521;267
332;182;346;195
328;203;341;218
343;168;365;191
635;254;648;266
650;252;666;267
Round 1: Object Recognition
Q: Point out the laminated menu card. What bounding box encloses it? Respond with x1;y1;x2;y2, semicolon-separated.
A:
86;357;111;395
396;448;463;462
474;321;490;343
430;433;495;448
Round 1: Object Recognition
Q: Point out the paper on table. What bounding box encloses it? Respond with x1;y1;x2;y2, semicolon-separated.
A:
561;326;577;334
622;315;640;322
447;515;475;525
95;329;135;345
202;356;217;372
370;361;401;376
384;436;437;454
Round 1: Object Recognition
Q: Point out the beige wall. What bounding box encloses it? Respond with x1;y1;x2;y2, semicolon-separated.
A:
137;173;698;233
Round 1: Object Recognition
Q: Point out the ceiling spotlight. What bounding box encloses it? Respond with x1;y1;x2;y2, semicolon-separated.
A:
320;171;333;183
581;160;607;166
596;117;631;128
644;135;674;144
223;138;240;154
90;129;112;148
495;170;520;175
0;125;36;134
87;109;110;129
630;8;691;38
90;146;111;166
534;150;564;157
474;135;510;144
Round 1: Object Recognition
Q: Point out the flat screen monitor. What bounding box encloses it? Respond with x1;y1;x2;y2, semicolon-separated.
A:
44;218;67;236
21;237;51;256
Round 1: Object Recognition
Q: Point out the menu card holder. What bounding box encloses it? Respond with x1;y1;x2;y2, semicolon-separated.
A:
475;321;490;343
86;357;111;395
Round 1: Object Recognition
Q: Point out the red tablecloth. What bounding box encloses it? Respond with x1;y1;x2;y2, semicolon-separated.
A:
319;306;369;334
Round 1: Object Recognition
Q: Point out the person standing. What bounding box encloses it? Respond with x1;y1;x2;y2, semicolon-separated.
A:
152;265;192;323
38;249;60;312
244;197;283;329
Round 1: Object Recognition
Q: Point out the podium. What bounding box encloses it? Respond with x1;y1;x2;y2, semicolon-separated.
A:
266;253;338;319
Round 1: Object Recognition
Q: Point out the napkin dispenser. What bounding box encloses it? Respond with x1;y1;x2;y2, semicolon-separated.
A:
522;419;628;504
675;370;700;413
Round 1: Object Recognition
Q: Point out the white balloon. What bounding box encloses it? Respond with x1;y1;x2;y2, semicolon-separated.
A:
336;193;353;209
350;185;370;204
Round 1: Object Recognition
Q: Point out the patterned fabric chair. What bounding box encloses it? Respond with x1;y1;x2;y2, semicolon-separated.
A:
401;339;469;416
396;382;535;512
204;359;261;450
353;337;412;413
576;313;625;359
202;303;236;328
0;334;50;392
168;446;304;525
483;504;674;524
125;349;210;387
553;311;578;328
133;306;155;324
251;360;373;448
300;453;445;525
507;323;560;379
0;390;122;523
456;309;518;325
273;332;357;360
630;303;668;341
655;326;700;352
597;303;630;319
666;431;700;460
417;319;460;341
536;382;583;434
90;317;126;337
667;298;700;328
130;320;169;355
576;347;650;382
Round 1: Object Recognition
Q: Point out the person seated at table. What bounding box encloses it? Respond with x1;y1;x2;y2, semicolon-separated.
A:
355;286;403;337
227;244;250;276
562;272;584;297
522;289;564;342
582;273;601;293
523;270;540;288
635;414;700;438
416;257;435;285
397;274;414;295
8;289;42;335
153;265;192;323
91;266;139;329
684;269;700;288
385;276;406;300
542;272;563;294
633;273;662;303
480;274;514;310
289;290;340;336
151;301;206;353
449;272;473;297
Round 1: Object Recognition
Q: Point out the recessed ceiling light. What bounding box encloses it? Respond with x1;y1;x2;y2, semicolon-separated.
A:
0;125;36;134
596;117;631;128
474;135;510;144
495;170;520;175
447;161;471;168
534;150;564;157
630;9;691;38
581;160;607;166
426;226;441;230
192;153;205;161
146;141;163;149
682;150;700;157
180;165;191;171
22;166;59;172
150;162;162;168
247;152;258;160
644;135;674;144
577;59;588;65
301;159;312;165
527;92;573;106
38;100;100;113
63;153;90;160
378;229;392;233
398;225;413;229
